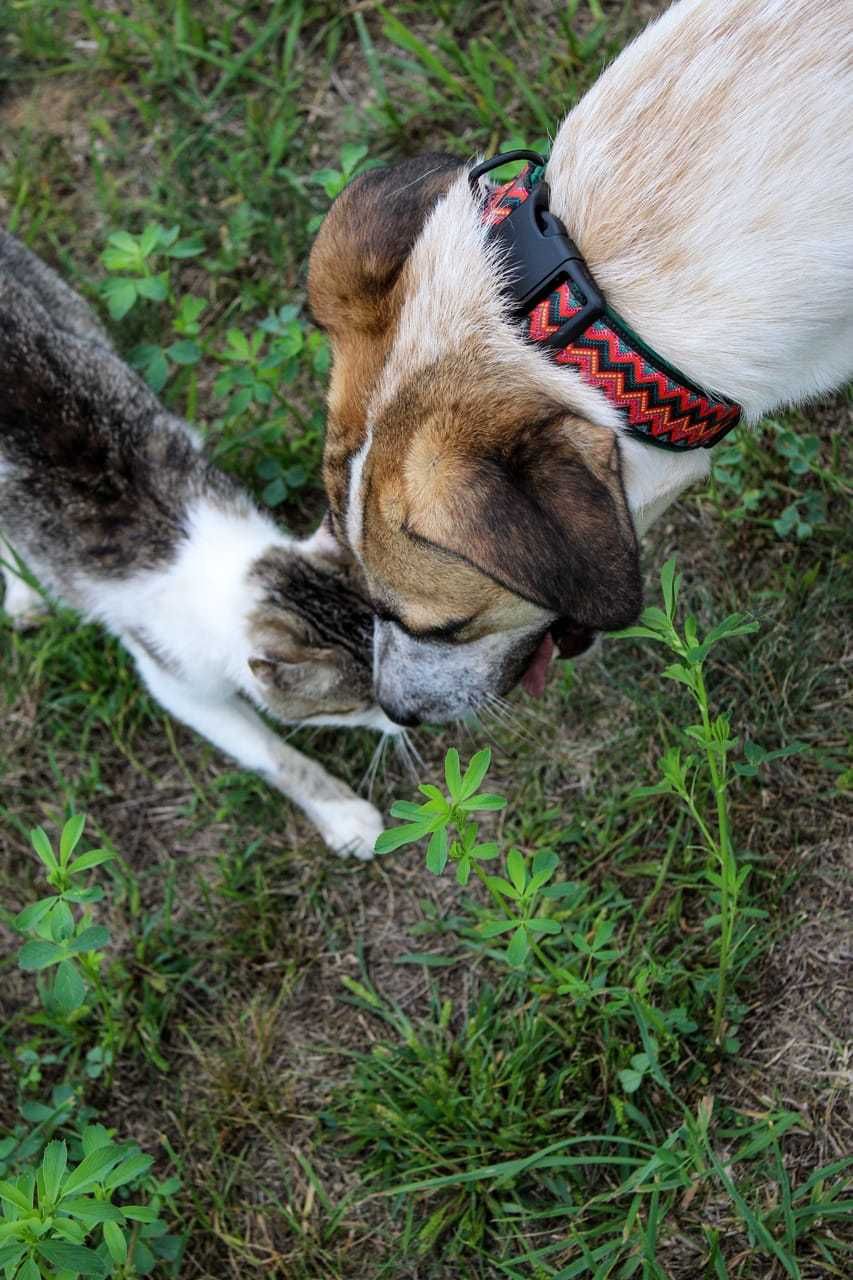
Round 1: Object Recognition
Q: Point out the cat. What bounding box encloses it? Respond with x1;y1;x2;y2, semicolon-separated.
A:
0;228;394;859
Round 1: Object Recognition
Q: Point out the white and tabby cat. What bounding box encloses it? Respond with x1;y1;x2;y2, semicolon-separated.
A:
0;229;394;858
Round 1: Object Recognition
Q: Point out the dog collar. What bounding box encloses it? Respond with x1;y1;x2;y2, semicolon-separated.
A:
471;152;741;451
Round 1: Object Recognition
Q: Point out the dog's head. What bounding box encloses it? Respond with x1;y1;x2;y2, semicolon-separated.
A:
308;156;642;724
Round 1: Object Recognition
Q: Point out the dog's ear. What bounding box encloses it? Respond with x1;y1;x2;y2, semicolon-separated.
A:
308;153;463;515
308;152;463;335
410;415;643;631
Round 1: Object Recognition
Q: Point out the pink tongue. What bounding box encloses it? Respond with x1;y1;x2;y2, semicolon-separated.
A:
521;632;555;697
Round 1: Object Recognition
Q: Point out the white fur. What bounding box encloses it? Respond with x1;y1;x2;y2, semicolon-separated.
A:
1;499;391;860
548;0;853;427
346;432;372;553
81;499;280;692
371;172;625;435
0;554;46;629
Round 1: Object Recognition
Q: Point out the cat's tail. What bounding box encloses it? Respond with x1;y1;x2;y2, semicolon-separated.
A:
0;232;165;461
0;228;113;349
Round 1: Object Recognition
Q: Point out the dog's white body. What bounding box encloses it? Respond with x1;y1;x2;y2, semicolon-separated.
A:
549;0;853;531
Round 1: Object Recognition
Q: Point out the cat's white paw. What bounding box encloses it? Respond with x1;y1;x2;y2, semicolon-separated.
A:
317;797;384;861
2;577;48;631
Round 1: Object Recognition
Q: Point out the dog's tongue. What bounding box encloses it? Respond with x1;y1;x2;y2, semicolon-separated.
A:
521;632;555;697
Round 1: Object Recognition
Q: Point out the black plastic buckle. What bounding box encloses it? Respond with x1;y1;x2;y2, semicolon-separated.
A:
468;149;547;192
470;151;607;348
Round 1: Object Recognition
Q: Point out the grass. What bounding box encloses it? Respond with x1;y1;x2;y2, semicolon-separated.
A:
1;2;851;1277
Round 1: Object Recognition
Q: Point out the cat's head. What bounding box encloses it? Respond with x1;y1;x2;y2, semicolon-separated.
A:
246;529;395;733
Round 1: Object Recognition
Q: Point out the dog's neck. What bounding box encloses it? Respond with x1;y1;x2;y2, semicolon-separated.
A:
370;172;709;537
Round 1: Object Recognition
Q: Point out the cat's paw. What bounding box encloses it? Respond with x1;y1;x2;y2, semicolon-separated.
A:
317;797;384;861
2;579;49;632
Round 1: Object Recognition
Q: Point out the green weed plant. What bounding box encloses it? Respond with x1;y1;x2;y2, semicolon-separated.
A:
336;561;851;1272
0;1130;180;1280
2;820;182;1279
98;224;328;509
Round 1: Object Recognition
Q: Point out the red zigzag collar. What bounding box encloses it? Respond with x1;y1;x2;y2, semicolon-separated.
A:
480;160;741;451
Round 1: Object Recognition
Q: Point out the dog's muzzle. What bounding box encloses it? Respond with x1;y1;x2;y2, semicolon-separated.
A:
372;616;593;726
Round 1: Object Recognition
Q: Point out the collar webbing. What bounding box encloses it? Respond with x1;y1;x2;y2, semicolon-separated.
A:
480;162;741;451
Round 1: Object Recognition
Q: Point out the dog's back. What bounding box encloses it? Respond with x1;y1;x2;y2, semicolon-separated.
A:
549;0;853;417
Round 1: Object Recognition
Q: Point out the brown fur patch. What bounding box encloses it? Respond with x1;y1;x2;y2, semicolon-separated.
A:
308;154;462;521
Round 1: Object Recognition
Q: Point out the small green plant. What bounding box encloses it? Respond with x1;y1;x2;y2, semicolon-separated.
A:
209;303;327;505
614;559;806;1045
0;1129;181;1278
710;420;845;540
99;230;326;504
3;817;183;1277
12;818;119;1077
99;223;204;394
376;748;570;968
100;223;204;322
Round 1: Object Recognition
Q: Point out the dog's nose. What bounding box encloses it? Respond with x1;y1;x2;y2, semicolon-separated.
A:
379;700;421;728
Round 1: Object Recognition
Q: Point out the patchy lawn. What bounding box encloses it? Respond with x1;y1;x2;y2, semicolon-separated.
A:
1;3;850;1277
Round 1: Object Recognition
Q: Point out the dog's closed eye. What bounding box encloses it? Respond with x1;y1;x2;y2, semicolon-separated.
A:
373;604;475;643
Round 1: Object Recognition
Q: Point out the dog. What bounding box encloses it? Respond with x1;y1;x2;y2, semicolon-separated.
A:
307;0;853;726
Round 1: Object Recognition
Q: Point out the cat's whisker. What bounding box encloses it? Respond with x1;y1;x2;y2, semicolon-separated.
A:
376;732;398;784
466;708;503;755
500;693;551;732
393;730;422;780
482;691;513;725
360;732;388;798
479;693;517;737
400;729;426;770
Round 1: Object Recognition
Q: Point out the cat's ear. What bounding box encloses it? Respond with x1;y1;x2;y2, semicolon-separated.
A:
249;648;336;690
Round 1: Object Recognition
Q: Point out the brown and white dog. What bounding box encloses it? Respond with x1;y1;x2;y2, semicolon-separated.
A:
308;0;853;726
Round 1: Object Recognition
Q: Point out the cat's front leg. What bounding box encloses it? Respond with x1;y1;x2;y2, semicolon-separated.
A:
128;644;383;859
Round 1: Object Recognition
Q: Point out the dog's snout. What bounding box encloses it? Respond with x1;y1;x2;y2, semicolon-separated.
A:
378;699;421;729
